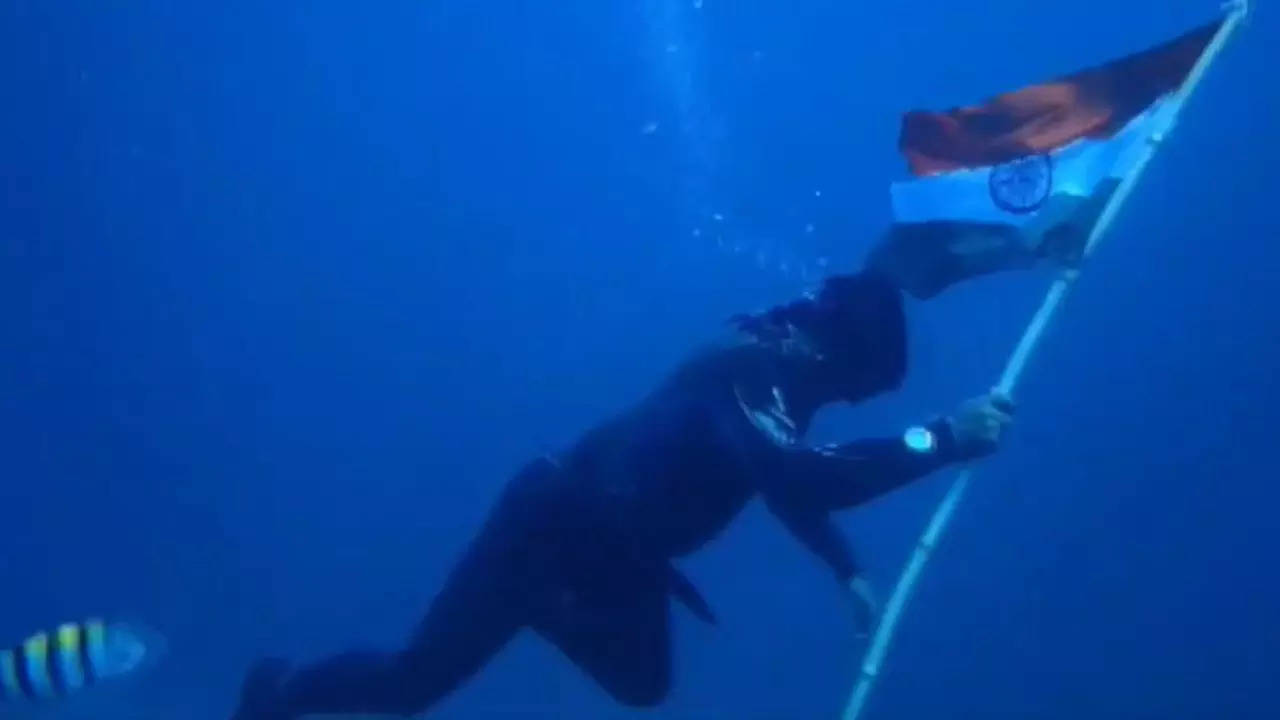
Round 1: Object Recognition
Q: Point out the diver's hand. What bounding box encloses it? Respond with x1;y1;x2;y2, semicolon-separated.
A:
945;390;1015;460
846;576;880;639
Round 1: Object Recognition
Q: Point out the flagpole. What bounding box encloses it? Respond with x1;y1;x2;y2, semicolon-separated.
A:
842;4;1249;719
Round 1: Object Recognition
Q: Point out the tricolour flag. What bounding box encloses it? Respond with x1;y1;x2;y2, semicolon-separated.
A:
869;19;1224;299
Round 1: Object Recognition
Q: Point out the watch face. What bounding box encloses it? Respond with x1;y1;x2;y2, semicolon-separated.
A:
904;426;936;453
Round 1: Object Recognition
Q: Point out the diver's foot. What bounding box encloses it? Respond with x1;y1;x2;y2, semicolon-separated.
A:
231;658;292;720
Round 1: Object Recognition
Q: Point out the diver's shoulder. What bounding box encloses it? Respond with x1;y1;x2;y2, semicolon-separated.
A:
657;336;779;396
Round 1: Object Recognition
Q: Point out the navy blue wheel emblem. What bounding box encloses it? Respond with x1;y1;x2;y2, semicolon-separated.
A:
988;153;1053;215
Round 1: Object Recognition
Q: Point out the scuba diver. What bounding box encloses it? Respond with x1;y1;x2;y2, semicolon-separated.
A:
229;228;1048;719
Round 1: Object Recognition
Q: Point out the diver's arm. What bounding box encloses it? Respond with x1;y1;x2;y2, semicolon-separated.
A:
766;419;961;511
764;494;879;635
764;391;1013;512
765;500;861;580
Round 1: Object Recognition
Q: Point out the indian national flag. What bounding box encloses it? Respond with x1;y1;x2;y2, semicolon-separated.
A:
876;18;1225;298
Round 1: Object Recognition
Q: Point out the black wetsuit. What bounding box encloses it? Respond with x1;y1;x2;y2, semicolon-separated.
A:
231;271;970;719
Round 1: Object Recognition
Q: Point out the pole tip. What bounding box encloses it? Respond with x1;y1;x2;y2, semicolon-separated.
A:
1223;0;1250;18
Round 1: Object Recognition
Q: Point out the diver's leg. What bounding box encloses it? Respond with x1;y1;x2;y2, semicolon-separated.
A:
230;457;560;719
232;533;527;719
271;551;521;718
529;559;673;708
286;599;520;715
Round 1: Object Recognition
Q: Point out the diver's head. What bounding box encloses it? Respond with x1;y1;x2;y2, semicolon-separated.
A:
806;269;907;400
733;269;907;403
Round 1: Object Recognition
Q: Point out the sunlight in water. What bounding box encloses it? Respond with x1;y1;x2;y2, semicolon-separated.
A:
637;0;826;284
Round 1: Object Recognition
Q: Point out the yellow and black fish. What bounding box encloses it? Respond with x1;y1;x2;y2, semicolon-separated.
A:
0;619;163;703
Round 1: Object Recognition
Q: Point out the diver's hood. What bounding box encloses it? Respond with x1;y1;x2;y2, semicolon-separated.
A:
732;270;907;403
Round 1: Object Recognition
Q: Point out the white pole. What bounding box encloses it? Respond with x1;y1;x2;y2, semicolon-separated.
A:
842;5;1249;718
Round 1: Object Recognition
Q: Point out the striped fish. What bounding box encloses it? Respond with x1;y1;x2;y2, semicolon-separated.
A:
0;619;161;703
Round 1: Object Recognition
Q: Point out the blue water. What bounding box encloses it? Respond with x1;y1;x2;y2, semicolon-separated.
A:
3;1;1276;717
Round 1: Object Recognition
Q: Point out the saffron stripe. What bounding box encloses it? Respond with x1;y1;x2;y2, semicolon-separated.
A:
900;19;1220;175
891;95;1178;226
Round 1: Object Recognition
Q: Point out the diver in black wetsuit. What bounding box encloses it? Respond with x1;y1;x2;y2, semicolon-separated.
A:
229;259;1018;718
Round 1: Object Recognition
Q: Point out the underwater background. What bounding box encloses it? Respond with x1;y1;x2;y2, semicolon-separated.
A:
2;0;1277;717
